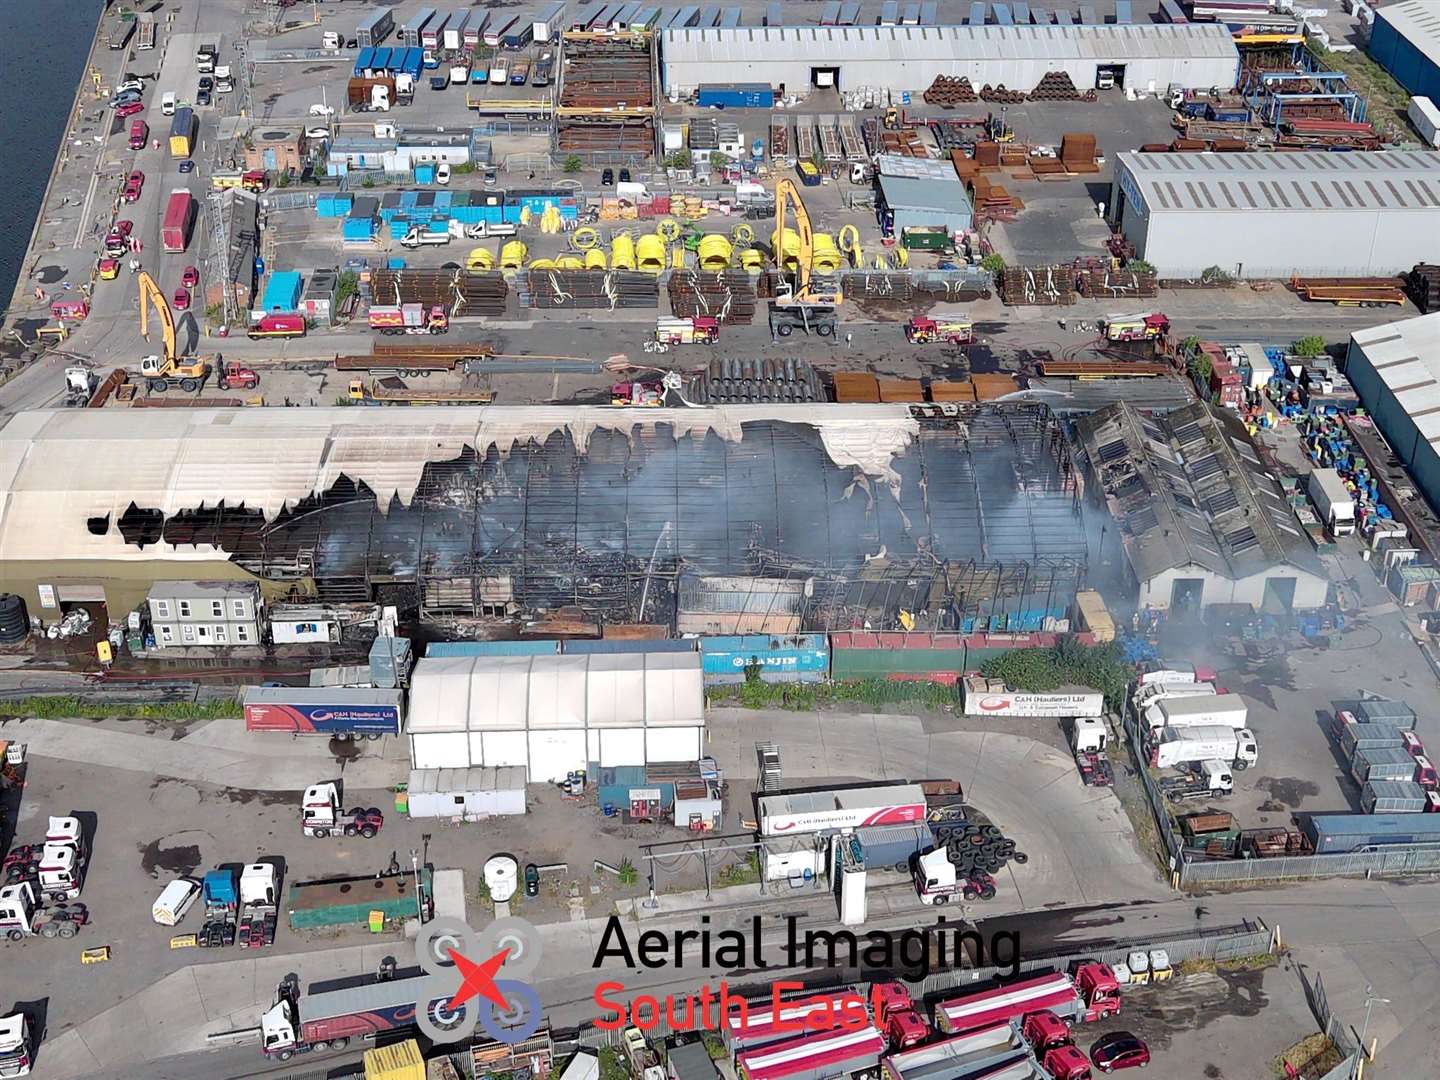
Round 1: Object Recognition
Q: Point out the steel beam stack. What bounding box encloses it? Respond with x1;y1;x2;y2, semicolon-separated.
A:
369;270;508;316
667;270;759;323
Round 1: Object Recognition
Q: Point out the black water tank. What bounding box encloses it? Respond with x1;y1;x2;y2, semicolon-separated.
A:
0;594;28;644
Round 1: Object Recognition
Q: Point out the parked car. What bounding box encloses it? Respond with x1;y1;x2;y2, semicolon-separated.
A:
113;219;134;237
123;170;145;202
115;79;145;95
173;287;191;311
309;103;334;116
98;258;120;280
1091;1033;1151;1072
429;75;447;90
109;91;142;108
197;89;212;107
198;76;214;92
619;167;632;183
116;100;145;119
181;265;199;289
436;161;451;185
524;863;540;897
345;37;358;49
178;160;195;173
304;126;329;140
601;168;614;186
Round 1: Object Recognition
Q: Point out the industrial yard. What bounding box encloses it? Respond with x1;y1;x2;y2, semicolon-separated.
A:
5;0;1440;1079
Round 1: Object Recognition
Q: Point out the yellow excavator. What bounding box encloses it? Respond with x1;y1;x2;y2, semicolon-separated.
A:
137;270;210;392
769;177;840;339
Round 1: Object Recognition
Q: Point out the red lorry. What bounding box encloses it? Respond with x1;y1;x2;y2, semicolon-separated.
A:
161;190;196;254
933;966;1121;1035
368;304;448;335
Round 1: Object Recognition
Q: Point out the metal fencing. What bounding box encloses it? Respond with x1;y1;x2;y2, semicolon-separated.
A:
1121;710;1184;870
1297;964;1365;1079
1179;844;1440;887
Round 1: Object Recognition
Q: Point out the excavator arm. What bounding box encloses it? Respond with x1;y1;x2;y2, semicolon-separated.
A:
136;271;177;367
773;178;840;307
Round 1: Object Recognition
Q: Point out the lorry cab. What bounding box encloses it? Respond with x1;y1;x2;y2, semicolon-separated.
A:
872;982;928;1048
260;994;298;1057
1042;1044;1092;1080
1069;717;1107;754
0;1012;32;1077
1233;729;1258;768
1021;1010;1071;1053
1198;759;1234;792
161;91;177;115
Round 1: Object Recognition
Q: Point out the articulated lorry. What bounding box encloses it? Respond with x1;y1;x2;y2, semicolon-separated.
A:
933;967;1120;1034
262;968;455;1060
960;678;1104;719
1151;725;1258;770
0;1013;34;1077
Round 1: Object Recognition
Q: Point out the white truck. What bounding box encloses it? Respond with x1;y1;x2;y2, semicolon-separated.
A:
1308;468;1356;537
215;66;234;94
960;677;1105;718
1135;660;1216;687
237;863;280;948
913;848;996;905
0;1013;34;1077
1152;725;1258;770
1160;759;1234;802
1144;693;1247;733
0;881;89;941
7;816;90;901
1132;680;1215;713
399;226;450;248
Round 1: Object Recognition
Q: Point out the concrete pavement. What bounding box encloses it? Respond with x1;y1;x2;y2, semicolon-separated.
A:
2;716;406;790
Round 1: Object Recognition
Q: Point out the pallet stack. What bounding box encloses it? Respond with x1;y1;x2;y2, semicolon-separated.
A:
1406;263;1440;313
667;271;759;324
971;174;1023;219
923;75;979;105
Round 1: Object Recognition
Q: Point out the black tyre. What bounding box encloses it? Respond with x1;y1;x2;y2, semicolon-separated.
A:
180;378;199;393
776;324;793;337
312;1041;330;1052
332;1038;349;1051
218;379;230;390
278;1051;294;1061
982;825;1002;839
313;828;329;839
151;379;169;393
979;884;996;900
344;824;358;837
816;323;834;337
962;887;978;901
58;922;77;938
933;894;949;905
1012;851;1029;864
360;825;377;839
6;930;21;942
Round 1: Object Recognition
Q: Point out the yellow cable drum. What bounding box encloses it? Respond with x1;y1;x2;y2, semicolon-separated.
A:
636;233;667;273
528;258;556;270
731;222;755;245
584;248;608;270
554;254;584;270
738;247;765;272
571;226;600;250
697;234;733;271
773;227;801;272
656;218;682;242
610;233;635;270
500;241;528;269
811;233;842;274
466;247;494;271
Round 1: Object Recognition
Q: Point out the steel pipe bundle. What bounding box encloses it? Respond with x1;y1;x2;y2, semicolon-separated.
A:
369;269;508;316
518;270;659;310
667;271;759;324
687;357;823;404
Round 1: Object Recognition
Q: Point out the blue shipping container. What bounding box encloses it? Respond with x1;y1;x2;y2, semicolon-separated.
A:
696;83;775;109
562;639;698;655
700;634;830;684
425;640;561;657
354;47;375;76
344;217;378;241
1303;812;1440;853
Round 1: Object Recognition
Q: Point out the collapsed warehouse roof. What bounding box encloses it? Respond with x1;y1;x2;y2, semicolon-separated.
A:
0;403;1087;630
1074;401;1322;584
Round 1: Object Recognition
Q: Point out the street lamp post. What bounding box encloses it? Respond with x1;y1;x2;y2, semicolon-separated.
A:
1355;984;1389;1078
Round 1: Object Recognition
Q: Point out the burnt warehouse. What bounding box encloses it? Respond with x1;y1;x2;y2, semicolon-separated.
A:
0;404;1088;630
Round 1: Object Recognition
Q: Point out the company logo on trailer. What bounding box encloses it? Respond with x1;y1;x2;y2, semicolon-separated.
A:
412;916;545;1045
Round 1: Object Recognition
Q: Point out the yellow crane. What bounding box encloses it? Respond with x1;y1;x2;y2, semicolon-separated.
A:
137;271;210;392
769;177;841;338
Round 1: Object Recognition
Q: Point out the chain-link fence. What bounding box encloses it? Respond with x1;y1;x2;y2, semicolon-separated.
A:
1121;709;1183;870
1180;844;1440;887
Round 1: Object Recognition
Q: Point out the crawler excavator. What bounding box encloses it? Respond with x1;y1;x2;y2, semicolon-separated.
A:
769;177;841;339
137;270;211;392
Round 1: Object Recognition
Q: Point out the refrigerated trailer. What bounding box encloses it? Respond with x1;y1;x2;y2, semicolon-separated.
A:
735;1024;887;1080
757;784;926;837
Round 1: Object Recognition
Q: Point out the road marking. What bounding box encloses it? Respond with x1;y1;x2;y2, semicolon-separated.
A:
75;165;101;250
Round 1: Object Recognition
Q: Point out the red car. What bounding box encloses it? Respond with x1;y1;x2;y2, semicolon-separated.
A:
173;287;191;311
1091;1033;1151;1072
116;101;144;119
181;265;199;289
123;170;145;203
113;219;134;237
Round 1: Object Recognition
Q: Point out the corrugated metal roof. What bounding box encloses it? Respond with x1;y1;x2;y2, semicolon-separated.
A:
662;22;1238;64
878;174;972;213
1378;0;1440;72
1118;150;1440;214
1353;312;1440;446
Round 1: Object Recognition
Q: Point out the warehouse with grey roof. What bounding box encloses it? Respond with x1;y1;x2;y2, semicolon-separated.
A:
1075;401;1329;613
660;23;1239;94
1111;150;1440;279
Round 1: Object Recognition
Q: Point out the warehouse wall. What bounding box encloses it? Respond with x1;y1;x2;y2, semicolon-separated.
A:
1370;15;1440;103
1137;564;1329;612
1134;206;1440;279
661;55;1238;95
1345;341;1440;514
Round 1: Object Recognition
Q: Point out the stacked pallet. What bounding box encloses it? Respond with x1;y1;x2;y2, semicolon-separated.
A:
519;270;659;310
1075;268;1158;299
1059;133;1100;173
369;270;508;316
1001;265;1077;306
950;152;980;185
667;271;759;324
1406;263;1440;313
1027;72;1088;102
973;141;1001;168
971;175;1023;219
923;75;978;105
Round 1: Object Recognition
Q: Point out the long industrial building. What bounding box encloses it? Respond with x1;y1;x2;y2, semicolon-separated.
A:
1369;0;1440;105
1110;149;1440;279
1347;312;1440;516
660;23;1239;95
0;403;1089;636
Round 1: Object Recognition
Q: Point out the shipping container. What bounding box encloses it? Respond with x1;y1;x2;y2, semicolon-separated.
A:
699;634;828;684
464;13;487;46
168;107;198;158
1304;812;1440;853
400;7;436;48
853;823;936;872
1340;720;1407;760
426;640;560;657
443;11;468;51
422;11;449;48
287;869;432;929
696;83;776;109
758;784;926;837
160;190;197;253
1355;698;1417;726
1158;0;1189;23
484;14;518;46
533;1;567;42
354;46;376;77
880;1;900;25
357;8;395;48
369;636;413;688
363;1040;426;1080
1361;779;1429;814
572;3;602;30
1408;97;1440;148
1144;693;1247;732
242;687;404;736
503;19;534;48
1352;746;1420;786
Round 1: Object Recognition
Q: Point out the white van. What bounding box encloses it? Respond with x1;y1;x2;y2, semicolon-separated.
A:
152;878;200;925
161;91;177;116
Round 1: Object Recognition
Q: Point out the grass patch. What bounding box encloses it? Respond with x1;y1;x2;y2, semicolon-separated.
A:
715;852;761;887
1307;41;1412;134
707;678;958;711
1273;1033;1342;1078
0;695;241;722
1177;952;1277;977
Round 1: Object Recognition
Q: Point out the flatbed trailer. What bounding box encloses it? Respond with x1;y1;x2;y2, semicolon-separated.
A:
373;341;497;358
1291;276;1406;306
839;117;866;161
795;118;816;162
1038;360;1170;378
817;115;843;163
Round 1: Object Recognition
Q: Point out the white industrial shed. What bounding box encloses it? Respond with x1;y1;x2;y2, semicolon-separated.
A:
1111;150;1440;279
407;652;706;781
1346;313;1440;515
660;23;1239;95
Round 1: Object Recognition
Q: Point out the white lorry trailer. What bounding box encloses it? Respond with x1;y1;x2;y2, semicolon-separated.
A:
1144;693;1247;733
1308;468;1356;537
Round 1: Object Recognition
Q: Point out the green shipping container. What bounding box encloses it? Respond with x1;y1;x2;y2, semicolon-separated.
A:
900;226;949;251
288;869;433;930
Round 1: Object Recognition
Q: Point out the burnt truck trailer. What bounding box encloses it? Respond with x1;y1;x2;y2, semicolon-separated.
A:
243;687;403;739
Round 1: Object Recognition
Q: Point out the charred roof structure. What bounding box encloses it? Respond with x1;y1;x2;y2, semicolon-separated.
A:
0;403;1087;632
1074;401;1328;613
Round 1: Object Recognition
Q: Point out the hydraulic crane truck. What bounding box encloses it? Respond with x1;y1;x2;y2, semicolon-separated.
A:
136;271;210;392
768;177;841;339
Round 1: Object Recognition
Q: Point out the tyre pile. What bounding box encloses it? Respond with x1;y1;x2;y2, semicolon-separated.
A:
932;822;1027;877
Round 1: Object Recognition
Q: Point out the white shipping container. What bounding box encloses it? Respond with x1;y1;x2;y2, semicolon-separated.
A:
961;677;1104;718
1145;693;1248;732
1409;96;1440;148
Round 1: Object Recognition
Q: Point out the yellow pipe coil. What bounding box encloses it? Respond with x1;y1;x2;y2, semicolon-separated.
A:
500;241;528;269
655;218;681;242
611;233;636;270
739;247;765;272
636;234;667;274
572;226;600;250
466;247;495;271
697;234;733;271
584;248;608;270
811;234;842;274
894;246;909;269
731;222;754;245
773;227;801;272
528;258;556;270
554;255;584;270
